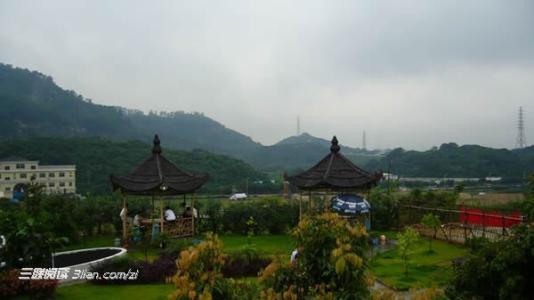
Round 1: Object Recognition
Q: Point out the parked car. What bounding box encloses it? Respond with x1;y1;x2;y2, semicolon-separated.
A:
229;193;247;200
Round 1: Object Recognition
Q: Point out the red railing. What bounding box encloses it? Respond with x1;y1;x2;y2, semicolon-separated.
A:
459;206;522;228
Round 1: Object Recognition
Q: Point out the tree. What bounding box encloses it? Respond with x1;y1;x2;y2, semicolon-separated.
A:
260;212;370;299
446;224;534;300
369;187;399;230
421;213;440;252
397;227;420;275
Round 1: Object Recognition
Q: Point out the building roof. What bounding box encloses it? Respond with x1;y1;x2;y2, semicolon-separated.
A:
110;135;209;195
0;156;32;162
288;136;381;191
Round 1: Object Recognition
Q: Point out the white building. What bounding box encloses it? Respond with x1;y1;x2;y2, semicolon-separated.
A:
0;156;76;199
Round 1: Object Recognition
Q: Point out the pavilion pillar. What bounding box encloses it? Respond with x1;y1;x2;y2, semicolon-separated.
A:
299;192;302;221
192;193;196;235
160;198;164;234
122;194;128;249
308;191;313;212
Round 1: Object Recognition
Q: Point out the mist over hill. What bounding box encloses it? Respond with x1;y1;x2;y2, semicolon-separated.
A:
1;63;533;180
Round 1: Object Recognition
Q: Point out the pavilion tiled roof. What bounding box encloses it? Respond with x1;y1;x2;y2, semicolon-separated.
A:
110;135;209;195
288;136;381;190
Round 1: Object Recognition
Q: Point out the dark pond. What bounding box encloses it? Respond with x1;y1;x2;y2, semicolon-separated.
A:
45;248;122;268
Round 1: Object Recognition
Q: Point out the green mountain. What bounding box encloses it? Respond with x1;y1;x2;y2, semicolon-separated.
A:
0;63;379;171
256;133;385;171
366;143;534;179
0;63;262;156
0;137;271;195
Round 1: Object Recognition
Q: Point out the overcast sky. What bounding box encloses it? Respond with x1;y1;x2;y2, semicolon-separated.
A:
1;1;533;150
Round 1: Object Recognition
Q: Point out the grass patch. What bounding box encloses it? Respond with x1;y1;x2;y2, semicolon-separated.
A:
56;283;174;300
370;238;467;291
60;233;294;260
220;234;294;257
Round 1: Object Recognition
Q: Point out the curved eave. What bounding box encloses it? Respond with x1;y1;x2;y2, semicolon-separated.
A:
110;174;209;196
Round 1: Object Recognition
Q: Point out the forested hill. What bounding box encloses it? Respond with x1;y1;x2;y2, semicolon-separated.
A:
252;133;385;171
0;137;271;195
0;63;262;156
0;63;379;171
365;143;534;179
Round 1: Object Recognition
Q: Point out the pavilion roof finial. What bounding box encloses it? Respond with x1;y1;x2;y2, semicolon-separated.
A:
152;134;162;154
330;136;340;153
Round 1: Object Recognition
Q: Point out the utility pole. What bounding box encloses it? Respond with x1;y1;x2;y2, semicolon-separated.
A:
297;116;301;135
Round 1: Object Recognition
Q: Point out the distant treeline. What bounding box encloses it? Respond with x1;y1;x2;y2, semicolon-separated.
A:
366;143;534;180
0;137;280;195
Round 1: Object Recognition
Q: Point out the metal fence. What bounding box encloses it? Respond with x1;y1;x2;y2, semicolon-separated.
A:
399;205;524;244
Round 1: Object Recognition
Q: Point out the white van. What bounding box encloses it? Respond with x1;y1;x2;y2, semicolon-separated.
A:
229;193;247;200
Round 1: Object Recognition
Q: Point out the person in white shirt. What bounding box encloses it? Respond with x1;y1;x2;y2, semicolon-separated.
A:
164;206;176;221
290;249;299;265
133;214;142;226
120;203;128;221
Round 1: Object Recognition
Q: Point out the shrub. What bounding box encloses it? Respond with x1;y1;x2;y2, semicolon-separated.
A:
222;247;271;278
90;255;178;285
0;269;23;298
0;269;58;299
446;224;534;300
25;279;59;300
259;212;371;299
219;198;299;234
368;187;399;230
169;233;227;300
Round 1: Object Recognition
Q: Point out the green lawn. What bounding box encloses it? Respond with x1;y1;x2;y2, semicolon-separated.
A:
59;233;294;261
220;234;294;257
55;283;174;300
370;238;467;291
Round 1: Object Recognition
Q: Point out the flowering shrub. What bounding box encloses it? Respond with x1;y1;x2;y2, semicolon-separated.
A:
0;269;23;298
259;212;371;299
169;233;227;300
90;254;177;285
0;269;58;299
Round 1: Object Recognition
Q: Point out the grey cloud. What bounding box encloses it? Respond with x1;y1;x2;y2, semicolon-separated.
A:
0;0;533;149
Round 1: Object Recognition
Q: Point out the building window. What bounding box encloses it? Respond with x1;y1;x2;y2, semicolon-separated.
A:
4;177;10;181
59;182;65;187
70;172;73;177
20;173;27;179
39;173;46;178
49;173;55;178
31;165;37;170
16;163;25;169
59;172;65;177
49;183;55;187
5;187;10;192
4;166;10;170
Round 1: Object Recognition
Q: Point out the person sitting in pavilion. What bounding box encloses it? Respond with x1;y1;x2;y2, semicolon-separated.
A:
164;206;176;222
182;206;193;218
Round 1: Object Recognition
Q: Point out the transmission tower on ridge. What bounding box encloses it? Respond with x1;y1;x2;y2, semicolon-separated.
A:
516;106;527;148
362;130;367;151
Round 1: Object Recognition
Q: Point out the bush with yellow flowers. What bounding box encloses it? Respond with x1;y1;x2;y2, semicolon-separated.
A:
259;212;371;299
169;233;227;300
